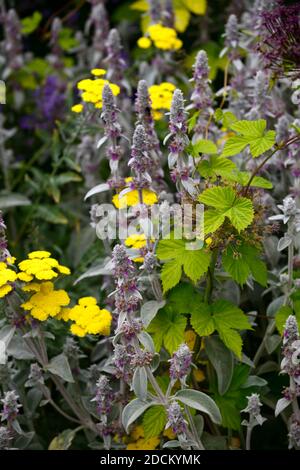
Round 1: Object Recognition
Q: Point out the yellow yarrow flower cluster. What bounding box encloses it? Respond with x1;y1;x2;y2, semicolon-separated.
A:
148;82;176;120
60;297;112;337
126;425;160;450
21;281;70;322
18;251;70;281
72;69;120;112
137;24;182;51
112;177;158;209
0;261;17;298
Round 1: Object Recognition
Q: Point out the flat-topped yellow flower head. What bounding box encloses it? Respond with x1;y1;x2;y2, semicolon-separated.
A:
18;251;70;282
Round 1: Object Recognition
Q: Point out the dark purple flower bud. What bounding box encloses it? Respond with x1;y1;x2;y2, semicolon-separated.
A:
169;343;192;381
258;2;300;79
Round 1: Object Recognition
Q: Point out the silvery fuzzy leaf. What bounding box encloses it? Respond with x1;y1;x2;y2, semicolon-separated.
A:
241;376;268;388
175;390;222;424
109;159;119;173
137;331;155;353
132;366;148;401
163;132;172;145
151;353;160;372
118;186;132;198
141;300;165;328
7;336;35;360
122;398;153;433
205;336;234;396
265;334;282;354
46;354;74;383
0;341;6;365
269;214;284;222
255;415;267;426
163;440;181;448
96;135;108;149
277;235;293;251
0;193;31;209
168;152;178;168
14;431;35;449
74;257;113;284
233;59;244;71
275;397;291;417
181;178;197;196
84;183;110;200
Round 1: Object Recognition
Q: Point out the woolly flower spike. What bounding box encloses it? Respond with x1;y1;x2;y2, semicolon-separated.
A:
269;195;300;228
0;390;21;423
112;244;141;314
283;315;299;346
18;251;70;281
91;375;114;416
166;401;187;435
106;29;126;83
0;261;17;298
223;14;240;60
67;297;112;337
169;343;192;382
169;89;187;134
135;80;163;181
148;82;176;120
136;80;152;123
242;393;266;427
137;24;182;51
129;124;152;183
191;50;212;111
113;343;134;383
21;282;70;321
